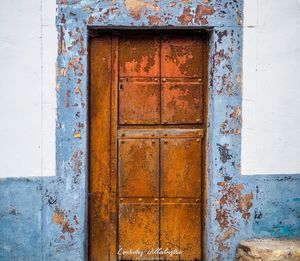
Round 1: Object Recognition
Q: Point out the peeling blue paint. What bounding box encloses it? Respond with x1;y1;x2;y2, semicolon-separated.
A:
0;0;299;260
0;178;43;260
251;175;300;239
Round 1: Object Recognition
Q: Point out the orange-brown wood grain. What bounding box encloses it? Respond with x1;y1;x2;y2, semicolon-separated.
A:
119;78;160;125
161;202;201;260
109;34;119;261
161;138;202;198
119;139;159;198
89;31;208;261
89;35;112;261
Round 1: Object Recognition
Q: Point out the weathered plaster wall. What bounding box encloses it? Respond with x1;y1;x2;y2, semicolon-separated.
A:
0;0;56;177
0;178;43;260
242;0;300;175
251;175;300;238
206;174;300;260
0;1;300;261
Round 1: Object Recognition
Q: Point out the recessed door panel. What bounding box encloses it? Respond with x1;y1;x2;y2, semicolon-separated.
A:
119;34;160;77
118;139;159;198
119;78;160;124
161;202;201;260
161;36;202;78
119;202;159;260
162;78;203;124
161;138;202;198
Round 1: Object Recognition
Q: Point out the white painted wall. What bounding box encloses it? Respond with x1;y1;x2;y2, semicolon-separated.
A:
0;0;57;177
242;0;300;174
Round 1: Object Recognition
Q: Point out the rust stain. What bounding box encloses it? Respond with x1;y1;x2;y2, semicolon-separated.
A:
61;67;67;77
53;208;65;226
220;120;240;135
61;39;67;55
220;106;241;135
216;181;253;227
75;80;82;96
87;16;94;25
125;0;160;20
177;6;193;25
217;73;232;95
53;207;75;235
71;150;83;176
68;58;79;71
230;107;241;121
56;63;61;92
215;227;237;252
238;192;253;220
64;90;71;108
68;57;84;76
215;181;253;252
195;4;215;25
216;204;229;230
214;49;230;66
147;15;163;25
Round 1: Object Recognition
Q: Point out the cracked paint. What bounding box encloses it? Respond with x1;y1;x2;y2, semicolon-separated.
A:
125;0;160;20
195;4;215;25
177;6;193;25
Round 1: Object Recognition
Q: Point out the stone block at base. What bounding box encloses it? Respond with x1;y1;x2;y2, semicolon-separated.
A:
236;239;300;261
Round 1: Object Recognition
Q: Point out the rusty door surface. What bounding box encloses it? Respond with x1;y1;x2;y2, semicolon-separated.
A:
89;31;207;261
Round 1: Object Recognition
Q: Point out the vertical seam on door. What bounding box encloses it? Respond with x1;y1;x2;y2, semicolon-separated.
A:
158;31;162;259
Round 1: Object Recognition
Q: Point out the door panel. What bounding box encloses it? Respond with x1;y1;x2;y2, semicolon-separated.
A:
119;78;160;125
162;78;203;124
161;202;201;260
119;34;160;77
161;35;202;78
161;138;202;198
90;32;207;261
119;202;159;260
118;139;159;198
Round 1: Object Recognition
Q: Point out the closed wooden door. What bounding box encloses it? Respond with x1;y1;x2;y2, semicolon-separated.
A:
89;31;207;261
